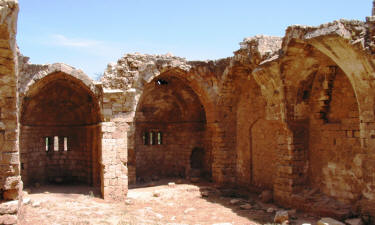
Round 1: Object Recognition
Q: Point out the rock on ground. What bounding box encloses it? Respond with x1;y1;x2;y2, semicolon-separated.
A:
239;203;252;210
345;218;363;225
317;217;345;225
274;210;289;223
230;199;241;205
267;207;275;213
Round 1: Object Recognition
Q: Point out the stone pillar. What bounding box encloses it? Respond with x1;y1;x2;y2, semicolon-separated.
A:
273;127;294;205
100;89;129;201
210;79;237;185
0;1;21;224
209;122;226;183
210;120;236;185
101;122;128;201
372;0;375;16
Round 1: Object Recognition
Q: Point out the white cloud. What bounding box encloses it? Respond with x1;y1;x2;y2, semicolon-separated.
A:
50;34;103;48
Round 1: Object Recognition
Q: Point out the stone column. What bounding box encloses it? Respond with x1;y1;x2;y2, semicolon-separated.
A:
100;89;129;201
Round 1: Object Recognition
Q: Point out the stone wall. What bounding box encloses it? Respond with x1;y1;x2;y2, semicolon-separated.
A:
135;122;206;180
20;125;100;187
134;75;207;181
0;0;21;224
100;13;375;218
308;68;362;203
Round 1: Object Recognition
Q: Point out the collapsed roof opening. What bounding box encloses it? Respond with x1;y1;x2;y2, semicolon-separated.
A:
156;79;169;86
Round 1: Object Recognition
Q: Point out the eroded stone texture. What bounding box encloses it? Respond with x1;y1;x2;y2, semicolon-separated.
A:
0;0;20;224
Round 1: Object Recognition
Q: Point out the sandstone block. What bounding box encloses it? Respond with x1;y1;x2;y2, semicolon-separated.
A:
0;214;17;225
0;200;17;214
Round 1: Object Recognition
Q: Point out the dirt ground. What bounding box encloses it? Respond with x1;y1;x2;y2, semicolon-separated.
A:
20;180;320;225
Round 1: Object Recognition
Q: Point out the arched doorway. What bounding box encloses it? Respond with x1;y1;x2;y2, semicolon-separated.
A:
20;72;101;189
134;75;209;183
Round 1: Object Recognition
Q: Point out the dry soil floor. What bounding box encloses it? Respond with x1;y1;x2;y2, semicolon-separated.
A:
20;180;320;225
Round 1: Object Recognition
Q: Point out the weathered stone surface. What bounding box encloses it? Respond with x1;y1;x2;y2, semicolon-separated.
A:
0;1;20;224
0;200;17;214
0;214;17;225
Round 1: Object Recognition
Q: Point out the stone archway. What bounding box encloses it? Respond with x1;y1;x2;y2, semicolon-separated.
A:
307;66;362;202
134;75;209;183
20;71;102;189
279;37;365;205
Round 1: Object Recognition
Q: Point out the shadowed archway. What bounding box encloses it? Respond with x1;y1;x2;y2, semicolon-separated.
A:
133;75;211;183
20;71;102;190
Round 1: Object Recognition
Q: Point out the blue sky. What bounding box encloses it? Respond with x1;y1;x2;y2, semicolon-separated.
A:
18;0;371;79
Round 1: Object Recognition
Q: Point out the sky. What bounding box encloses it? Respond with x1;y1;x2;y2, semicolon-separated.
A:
17;0;372;79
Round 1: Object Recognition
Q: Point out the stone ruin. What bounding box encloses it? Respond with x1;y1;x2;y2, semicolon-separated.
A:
2;0;375;224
